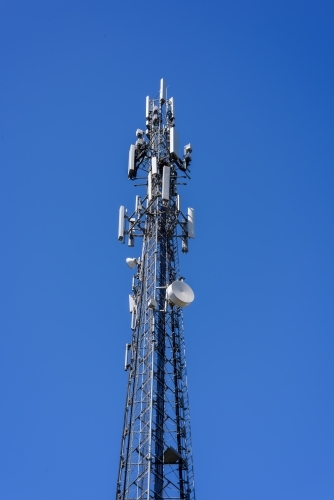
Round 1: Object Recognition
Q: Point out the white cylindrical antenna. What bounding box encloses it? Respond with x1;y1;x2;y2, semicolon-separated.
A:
148;171;152;201
187;208;195;238
170;127;179;157
177;194;181;212
152;157;158;176
170;97;175;118
118;205;125;241
146;96;151;119
128;144;136;178
162;166;170;201
160;78;167;103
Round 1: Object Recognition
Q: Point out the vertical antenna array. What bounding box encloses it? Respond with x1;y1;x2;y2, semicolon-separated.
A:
116;79;196;500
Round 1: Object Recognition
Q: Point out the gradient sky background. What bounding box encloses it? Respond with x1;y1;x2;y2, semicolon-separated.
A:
1;1;334;499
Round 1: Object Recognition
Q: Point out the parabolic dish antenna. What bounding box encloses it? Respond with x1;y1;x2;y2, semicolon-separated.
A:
126;257;138;269
166;281;195;308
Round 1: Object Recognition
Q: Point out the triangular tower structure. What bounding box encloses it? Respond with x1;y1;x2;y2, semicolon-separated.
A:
116;79;196;500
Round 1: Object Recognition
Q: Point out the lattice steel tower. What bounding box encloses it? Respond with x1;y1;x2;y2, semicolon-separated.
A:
116;79;196;500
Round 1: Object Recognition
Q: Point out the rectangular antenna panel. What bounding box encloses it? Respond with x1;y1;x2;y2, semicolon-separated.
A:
152;157;158;175
131;310;136;330
160;78;166;102
118;205;125;241
129;295;135;313
162;166;170;201
187;207;195;238
128;145;136;177
146;96;151;118
170;97;175;118
170;127;179;157
148;171;152;201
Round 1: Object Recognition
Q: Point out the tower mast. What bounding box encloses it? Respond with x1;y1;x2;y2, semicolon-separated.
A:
116;79;196;500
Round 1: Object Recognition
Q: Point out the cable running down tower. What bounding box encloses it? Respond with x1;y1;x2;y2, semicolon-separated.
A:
116;79;196;500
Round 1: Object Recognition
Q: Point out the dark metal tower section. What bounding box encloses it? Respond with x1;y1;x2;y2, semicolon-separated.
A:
116;80;195;500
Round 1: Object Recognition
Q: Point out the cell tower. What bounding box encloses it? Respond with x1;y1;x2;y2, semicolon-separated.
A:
116;79;196;500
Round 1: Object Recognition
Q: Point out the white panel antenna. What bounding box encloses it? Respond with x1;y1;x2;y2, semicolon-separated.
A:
118;205;125;241
170;127;179;157
146;96;151;119
129;294;135;313
170;97;175;118
152;157;158;175
131;309;136;329
187;208;195;238
162;166;170;201
128;145;136;178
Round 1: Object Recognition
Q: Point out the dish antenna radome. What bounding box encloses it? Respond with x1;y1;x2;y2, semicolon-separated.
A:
126;257;138;269
167;280;195;308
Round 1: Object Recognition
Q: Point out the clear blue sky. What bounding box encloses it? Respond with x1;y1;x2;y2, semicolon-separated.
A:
1;1;334;499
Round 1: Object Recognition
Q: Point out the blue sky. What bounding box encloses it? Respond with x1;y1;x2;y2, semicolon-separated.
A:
1;1;334;499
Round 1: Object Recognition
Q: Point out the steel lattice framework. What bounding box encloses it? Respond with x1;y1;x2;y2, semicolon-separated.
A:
116;80;195;500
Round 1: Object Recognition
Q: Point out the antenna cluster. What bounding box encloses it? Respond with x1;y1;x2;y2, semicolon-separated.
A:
118;78;195;254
